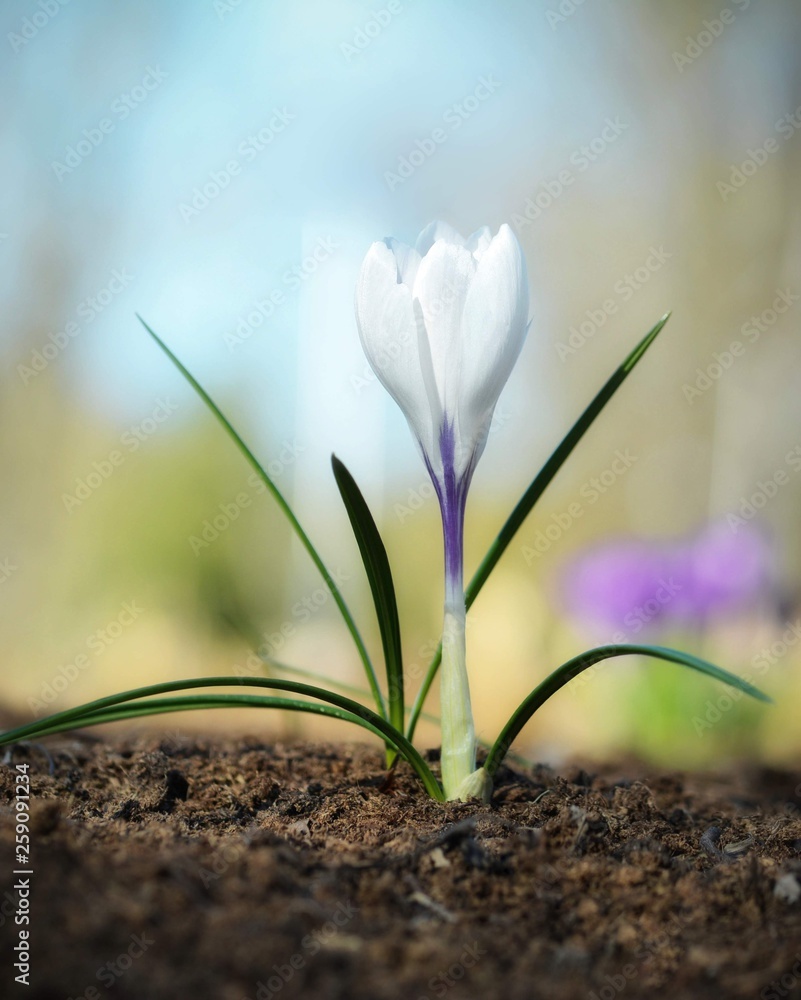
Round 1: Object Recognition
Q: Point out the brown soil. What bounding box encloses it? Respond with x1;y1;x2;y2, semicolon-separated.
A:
1;730;800;1000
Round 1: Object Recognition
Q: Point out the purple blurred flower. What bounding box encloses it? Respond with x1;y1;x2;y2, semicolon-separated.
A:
559;522;774;636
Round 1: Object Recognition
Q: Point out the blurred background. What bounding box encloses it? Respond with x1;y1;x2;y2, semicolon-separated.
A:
1;0;800;768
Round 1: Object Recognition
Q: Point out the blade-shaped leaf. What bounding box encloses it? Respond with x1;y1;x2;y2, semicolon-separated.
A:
138;316;386;721
28;696;416;779
259;654;536;769
484;643;772;778
406;313;671;740
20;697;377;740
0;676;443;800
332;455;404;740
260;655;386;704
465;313;670;609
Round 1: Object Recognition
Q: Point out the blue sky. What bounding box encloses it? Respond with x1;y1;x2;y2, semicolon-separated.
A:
2;0;795;515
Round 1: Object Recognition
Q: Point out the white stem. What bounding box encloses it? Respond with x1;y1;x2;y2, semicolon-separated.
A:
440;587;476;800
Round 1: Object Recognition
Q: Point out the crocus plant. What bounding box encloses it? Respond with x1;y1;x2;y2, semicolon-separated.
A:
356;222;528;799
0;221;771;803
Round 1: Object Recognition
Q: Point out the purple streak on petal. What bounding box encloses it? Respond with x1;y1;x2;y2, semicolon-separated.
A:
425;421;476;603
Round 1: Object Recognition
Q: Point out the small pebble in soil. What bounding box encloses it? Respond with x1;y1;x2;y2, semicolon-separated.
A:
774;873;801;904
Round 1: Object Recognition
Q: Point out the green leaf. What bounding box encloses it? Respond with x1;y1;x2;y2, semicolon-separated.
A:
35;696;409;762
259;654;536;769
332;456;404;745
18;696;380;739
260;655;387;704
406;313;671;741
0;676;444;801
138;316;386;721
483;643;772;779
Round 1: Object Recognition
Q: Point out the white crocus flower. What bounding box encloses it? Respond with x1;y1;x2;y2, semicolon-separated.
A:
355;221;530;800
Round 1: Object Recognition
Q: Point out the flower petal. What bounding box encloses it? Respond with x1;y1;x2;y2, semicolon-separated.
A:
412;239;476;423
386;237;421;287
466;226;492;260
355;241;437;460
355;222;530;487
457;224;529;461
415;220;465;256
